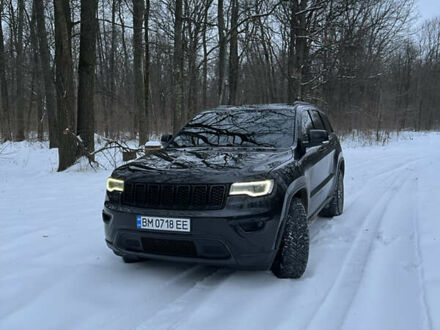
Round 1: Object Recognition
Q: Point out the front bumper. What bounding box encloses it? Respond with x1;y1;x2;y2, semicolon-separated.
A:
102;195;282;270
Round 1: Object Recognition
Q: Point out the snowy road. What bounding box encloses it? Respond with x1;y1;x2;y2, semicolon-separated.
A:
1;133;439;330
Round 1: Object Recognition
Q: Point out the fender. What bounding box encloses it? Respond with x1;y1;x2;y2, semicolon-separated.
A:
272;176;308;250
272;154;344;251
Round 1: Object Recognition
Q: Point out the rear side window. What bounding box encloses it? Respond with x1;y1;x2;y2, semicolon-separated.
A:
309;110;324;130
319;112;334;133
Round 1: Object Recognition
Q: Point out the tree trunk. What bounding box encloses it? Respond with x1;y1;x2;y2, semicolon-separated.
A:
133;0;145;142
109;0;117;138
77;0;98;154
15;0;25;141
287;0;308;101
54;0;76;171
287;0;296;101
173;0;184;133
34;0;58;147
228;0;239;105
202;1;209;109
217;0;226;104
187;19;198;119
36;85;44;141
258;16;275;101
141;0;150;145
96;23;108;137
118;0;132;136
0;0;11;141
30;2;44;141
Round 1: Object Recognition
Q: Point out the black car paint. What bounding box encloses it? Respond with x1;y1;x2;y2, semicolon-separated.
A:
103;102;344;270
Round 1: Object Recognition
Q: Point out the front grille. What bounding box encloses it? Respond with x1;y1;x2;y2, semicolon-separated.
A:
121;183;227;210
141;237;197;257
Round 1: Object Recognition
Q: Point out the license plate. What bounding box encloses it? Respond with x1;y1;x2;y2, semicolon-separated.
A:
136;215;191;233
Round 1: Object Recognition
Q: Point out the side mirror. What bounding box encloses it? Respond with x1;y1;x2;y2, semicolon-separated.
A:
160;133;173;147
306;129;328;148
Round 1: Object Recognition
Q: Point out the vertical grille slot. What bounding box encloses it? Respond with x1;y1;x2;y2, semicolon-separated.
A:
147;184;160;205
134;184;146;204
193;185;208;207
176;185;191;206
209;185;226;207
123;183;134;204
161;185;175;207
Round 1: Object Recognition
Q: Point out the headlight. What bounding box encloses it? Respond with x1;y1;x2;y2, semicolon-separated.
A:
106;178;124;192
229;179;274;197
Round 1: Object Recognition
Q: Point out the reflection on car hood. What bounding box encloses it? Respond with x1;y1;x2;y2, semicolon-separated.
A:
114;148;293;182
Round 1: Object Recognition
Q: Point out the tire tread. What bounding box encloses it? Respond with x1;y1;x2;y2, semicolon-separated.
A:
272;198;309;279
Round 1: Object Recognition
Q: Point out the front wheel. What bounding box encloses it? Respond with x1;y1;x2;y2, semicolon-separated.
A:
271;198;309;279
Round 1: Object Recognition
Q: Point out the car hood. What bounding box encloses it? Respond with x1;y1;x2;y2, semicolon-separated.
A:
113;147;293;183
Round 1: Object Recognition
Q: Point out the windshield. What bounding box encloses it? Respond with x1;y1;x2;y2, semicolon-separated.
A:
169;109;295;149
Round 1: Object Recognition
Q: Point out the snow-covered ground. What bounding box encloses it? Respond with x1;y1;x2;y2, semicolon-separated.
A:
1;132;439;330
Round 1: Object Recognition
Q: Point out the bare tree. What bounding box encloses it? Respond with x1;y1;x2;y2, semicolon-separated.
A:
287;0;308;101
217;0;226;104
173;0;184;133
77;0;98;154
228;0;239;105
142;0;151;144
133;0;145;141
30;1;44;140
201;0;211;109
109;0;117;138
14;0;25;141
54;0;76;171
0;0;11;141
34;0;58;147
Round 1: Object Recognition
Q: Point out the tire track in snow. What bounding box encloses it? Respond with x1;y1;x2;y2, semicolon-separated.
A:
1;263;217;329
342;155;430;213
102;265;226;330
135;268;235;330
338;172;427;330
412;173;434;330
304;168;410;330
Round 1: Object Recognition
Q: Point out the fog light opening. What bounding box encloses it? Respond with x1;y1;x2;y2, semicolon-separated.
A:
240;220;265;232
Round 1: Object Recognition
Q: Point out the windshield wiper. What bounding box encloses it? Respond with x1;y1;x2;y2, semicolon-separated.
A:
128;163;157;171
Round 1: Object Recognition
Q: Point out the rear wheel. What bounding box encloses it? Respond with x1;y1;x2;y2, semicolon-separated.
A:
271;198;309;279
319;169;344;218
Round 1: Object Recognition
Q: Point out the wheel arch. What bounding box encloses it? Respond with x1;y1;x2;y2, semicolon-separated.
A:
293;188;308;213
339;158;345;175
273;176;309;250
337;153;345;176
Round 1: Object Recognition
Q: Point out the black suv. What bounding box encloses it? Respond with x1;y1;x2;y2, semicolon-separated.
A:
103;102;344;278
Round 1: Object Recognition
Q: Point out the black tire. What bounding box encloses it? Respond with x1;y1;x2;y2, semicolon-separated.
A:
122;255;142;263
319;170;344;218
271;198;309;279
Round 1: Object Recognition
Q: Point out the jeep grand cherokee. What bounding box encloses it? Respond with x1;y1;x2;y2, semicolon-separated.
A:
102;102;344;278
